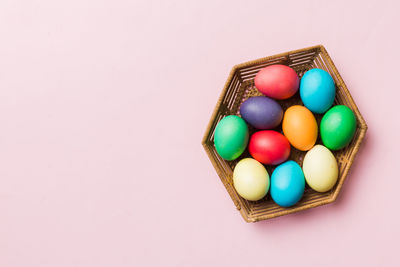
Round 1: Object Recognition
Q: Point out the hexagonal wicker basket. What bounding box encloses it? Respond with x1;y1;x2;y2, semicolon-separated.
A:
202;45;367;222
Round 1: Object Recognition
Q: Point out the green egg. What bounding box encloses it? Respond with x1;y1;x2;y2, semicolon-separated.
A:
214;115;249;160
320;105;356;150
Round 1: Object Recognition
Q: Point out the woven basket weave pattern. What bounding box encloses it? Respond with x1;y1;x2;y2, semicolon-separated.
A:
202;45;367;222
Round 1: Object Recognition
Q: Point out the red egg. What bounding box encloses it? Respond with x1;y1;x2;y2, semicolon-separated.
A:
254;64;299;100
249;130;290;165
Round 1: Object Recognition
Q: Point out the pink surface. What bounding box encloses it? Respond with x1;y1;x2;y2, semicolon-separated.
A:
0;0;399;266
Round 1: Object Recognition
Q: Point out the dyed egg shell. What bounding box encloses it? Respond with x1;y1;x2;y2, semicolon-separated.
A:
320;105;356;150
300;68;336;114
282;105;318;151
233;158;270;201
248;130;290;165
254;64;299;100
303;145;338;192
240;96;283;129
214;115;249;160
270;161;305;207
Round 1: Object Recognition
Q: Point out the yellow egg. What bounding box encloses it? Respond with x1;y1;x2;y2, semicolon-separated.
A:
302;145;338;192
233;158;270;201
282;105;318;151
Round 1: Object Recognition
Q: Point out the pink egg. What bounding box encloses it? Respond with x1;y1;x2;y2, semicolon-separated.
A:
254;65;299;100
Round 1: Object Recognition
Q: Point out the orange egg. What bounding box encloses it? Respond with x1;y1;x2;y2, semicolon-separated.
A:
282;105;318;151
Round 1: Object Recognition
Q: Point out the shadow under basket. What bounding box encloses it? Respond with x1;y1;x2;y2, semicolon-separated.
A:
202;45;368;223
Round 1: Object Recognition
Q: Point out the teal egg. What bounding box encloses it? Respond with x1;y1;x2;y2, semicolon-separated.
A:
300;68;336;114
270;161;305;207
214;115;249;160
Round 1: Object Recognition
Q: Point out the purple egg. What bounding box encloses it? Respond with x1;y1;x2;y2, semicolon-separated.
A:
239;96;283;129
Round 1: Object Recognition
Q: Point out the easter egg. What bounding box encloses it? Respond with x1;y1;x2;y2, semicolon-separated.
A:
240;96;283;129
233;158;270;201
320;105;356;150
214;115;249;160
248;130;290;165
282;105;318;151
303;145;338;192
254;64;299;100
300;68;336;114
270;161;305;207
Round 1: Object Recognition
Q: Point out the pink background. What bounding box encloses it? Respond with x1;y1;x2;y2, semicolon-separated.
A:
0;0;399;266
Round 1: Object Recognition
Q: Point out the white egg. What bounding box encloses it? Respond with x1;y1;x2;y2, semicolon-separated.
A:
302;145;338;192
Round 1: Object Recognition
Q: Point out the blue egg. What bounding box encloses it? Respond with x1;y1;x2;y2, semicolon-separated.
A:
239;96;283;129
270;161;305;207
300;68;336;114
